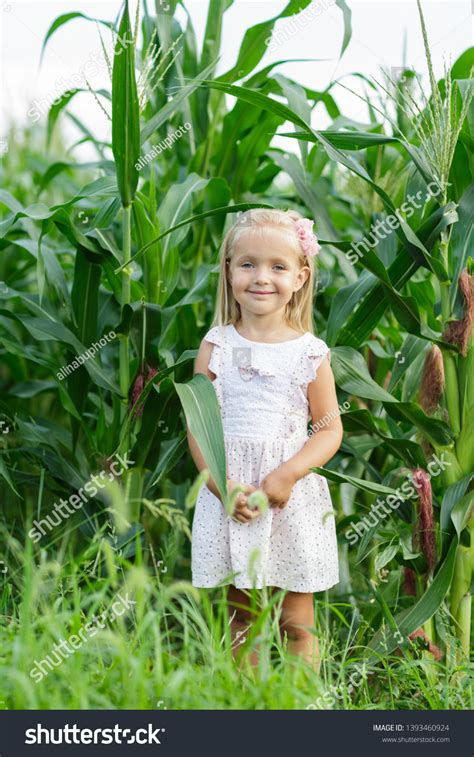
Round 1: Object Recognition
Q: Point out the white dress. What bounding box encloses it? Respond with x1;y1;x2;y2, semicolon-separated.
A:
191;323;339;593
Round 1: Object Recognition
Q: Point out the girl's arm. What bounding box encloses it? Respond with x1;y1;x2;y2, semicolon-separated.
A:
259;355;343;509
282;355;343;483
186;338;222;499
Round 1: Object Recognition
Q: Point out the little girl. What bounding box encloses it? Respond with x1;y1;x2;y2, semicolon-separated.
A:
187;208;343;672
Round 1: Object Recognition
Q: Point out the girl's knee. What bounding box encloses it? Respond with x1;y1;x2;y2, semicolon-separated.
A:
280;620;314;642
278;592;315;639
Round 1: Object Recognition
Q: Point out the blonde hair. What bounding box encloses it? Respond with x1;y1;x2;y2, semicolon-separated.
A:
210;208;318;334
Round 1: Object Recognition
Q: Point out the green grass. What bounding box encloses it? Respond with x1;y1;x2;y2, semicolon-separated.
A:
0;533;471;711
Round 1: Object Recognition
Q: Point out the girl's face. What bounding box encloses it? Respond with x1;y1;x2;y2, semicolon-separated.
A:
227;226;309;317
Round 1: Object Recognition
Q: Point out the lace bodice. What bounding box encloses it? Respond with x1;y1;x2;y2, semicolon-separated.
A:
204;323;331;442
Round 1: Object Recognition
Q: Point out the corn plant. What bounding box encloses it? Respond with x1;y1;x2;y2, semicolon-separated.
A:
0;0;472;691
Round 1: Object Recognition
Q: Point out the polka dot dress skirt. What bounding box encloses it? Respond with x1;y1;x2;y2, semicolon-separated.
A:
191;323;340;593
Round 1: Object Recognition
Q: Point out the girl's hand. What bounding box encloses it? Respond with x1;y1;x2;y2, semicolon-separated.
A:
259;466;297;509
227;479;259;524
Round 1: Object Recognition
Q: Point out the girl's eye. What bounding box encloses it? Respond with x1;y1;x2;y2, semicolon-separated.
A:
240;263;286;271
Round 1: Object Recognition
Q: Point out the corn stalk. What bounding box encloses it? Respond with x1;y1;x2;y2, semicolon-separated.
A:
111;0;140;449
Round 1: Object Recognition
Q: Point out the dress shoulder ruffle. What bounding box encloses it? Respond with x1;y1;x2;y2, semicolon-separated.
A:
291;334;331;412
300;334;331;383
203;325;228;378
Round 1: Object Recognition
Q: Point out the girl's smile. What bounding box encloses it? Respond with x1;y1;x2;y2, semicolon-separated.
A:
247;290;276;296
228;227;309;317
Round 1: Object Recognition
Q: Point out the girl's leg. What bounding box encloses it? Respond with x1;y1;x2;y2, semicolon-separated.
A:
276;590;320;673
227;585;259;668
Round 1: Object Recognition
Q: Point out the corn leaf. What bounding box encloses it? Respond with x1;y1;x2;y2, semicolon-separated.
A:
365;539;458;660
40;12;114;66
174;374;229;513
114;202;273;272
112;0;140;208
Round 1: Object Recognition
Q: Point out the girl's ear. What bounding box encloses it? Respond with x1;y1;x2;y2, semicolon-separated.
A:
295;265;310;291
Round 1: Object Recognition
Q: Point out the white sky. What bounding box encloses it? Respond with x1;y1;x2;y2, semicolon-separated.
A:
0;0;472;159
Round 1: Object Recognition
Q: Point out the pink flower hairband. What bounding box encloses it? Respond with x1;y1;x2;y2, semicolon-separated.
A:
293;217;321;258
